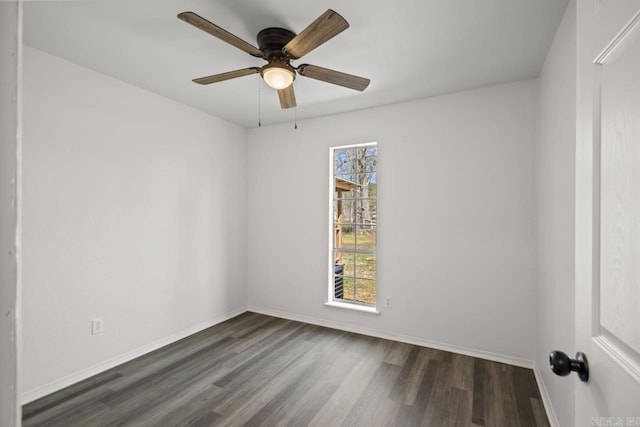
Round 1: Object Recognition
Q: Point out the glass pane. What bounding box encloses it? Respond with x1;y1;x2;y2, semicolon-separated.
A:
338;227;356;250
362;145;377;159
351;172;376;187
334;151;354;175
335;199;356;223
355;278;376;305
355;149;377;174
333;222;356;231
355;231;376;252
345;200;356;223
335;147;377;175
335;175;357;195
341;276;356;301
334;217;348;249
335;251;355;277
355;252;376;280
332;249;342;265
355;199;376;230
335;190;356;200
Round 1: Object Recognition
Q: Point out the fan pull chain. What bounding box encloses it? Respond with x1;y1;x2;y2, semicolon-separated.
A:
258;77;262;127
294;105;298;130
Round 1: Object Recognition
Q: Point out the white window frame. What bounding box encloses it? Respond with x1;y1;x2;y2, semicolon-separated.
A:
325;142;379;314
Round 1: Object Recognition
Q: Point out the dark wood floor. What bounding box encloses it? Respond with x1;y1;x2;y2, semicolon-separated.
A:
23;312;550;427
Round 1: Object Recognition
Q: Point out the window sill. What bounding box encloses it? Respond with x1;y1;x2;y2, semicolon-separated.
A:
324;301;380;314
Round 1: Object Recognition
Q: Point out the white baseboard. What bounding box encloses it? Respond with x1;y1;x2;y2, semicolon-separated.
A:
247;305;535;369
21;306;247;405
533;363;560;427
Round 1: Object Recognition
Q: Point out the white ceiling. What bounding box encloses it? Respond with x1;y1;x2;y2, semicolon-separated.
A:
23;0;568;128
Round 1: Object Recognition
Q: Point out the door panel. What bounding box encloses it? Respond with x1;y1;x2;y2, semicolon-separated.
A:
576;0;640;424
599;11;640;365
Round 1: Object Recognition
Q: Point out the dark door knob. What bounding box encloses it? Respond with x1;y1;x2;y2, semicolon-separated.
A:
549;350;589;382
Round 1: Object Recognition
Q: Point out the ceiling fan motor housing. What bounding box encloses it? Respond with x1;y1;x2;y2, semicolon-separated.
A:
257;27;296;59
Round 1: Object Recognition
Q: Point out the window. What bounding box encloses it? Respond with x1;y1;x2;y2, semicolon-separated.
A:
329;143;377;307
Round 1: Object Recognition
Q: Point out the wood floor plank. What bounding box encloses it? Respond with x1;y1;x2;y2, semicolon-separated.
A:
23;313;551;427
211;339;316;416
439;387;473;427
423;358;457;425
341;361;402;426
22;371;121;421
496;363;522;427
401;347;432;406
129;384;223;427
396;358;439;426
215;325;346;426
450;353;475;392
389;346;420;401
384;340;414;366
485;360;509;427
23;396;111;427
472;358;486;425
239;353;335;427
531;396;552;427
94;342;237;425
513;366;541;425
307;337;391;426
278;332;366;426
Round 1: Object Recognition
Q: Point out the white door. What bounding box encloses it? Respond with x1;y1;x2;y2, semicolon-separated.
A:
576;0;640;424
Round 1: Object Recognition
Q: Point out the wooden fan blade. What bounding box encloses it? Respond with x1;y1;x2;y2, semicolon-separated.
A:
193;67;260;85
178;12;263;58
297;64;370;91
278;85;297;109
283;10;349;59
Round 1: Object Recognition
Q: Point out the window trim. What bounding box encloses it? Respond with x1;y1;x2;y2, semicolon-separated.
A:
327;142;378;311
324;301;380;314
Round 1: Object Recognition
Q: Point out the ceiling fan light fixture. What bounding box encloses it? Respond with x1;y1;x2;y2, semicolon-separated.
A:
261;63;295;90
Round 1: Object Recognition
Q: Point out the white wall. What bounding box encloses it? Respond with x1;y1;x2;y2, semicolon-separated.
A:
247;80;538;362
21;46;248;400
1;2;21;425
535;1;576;426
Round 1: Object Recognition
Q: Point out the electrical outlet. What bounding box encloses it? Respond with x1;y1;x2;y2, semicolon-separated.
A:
384;297;392;308
91;318;103;335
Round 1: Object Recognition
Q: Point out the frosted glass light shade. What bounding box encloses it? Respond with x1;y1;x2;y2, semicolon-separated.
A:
262;67;295;90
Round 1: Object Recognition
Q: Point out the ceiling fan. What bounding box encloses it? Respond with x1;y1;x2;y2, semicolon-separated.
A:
177;9;370;109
